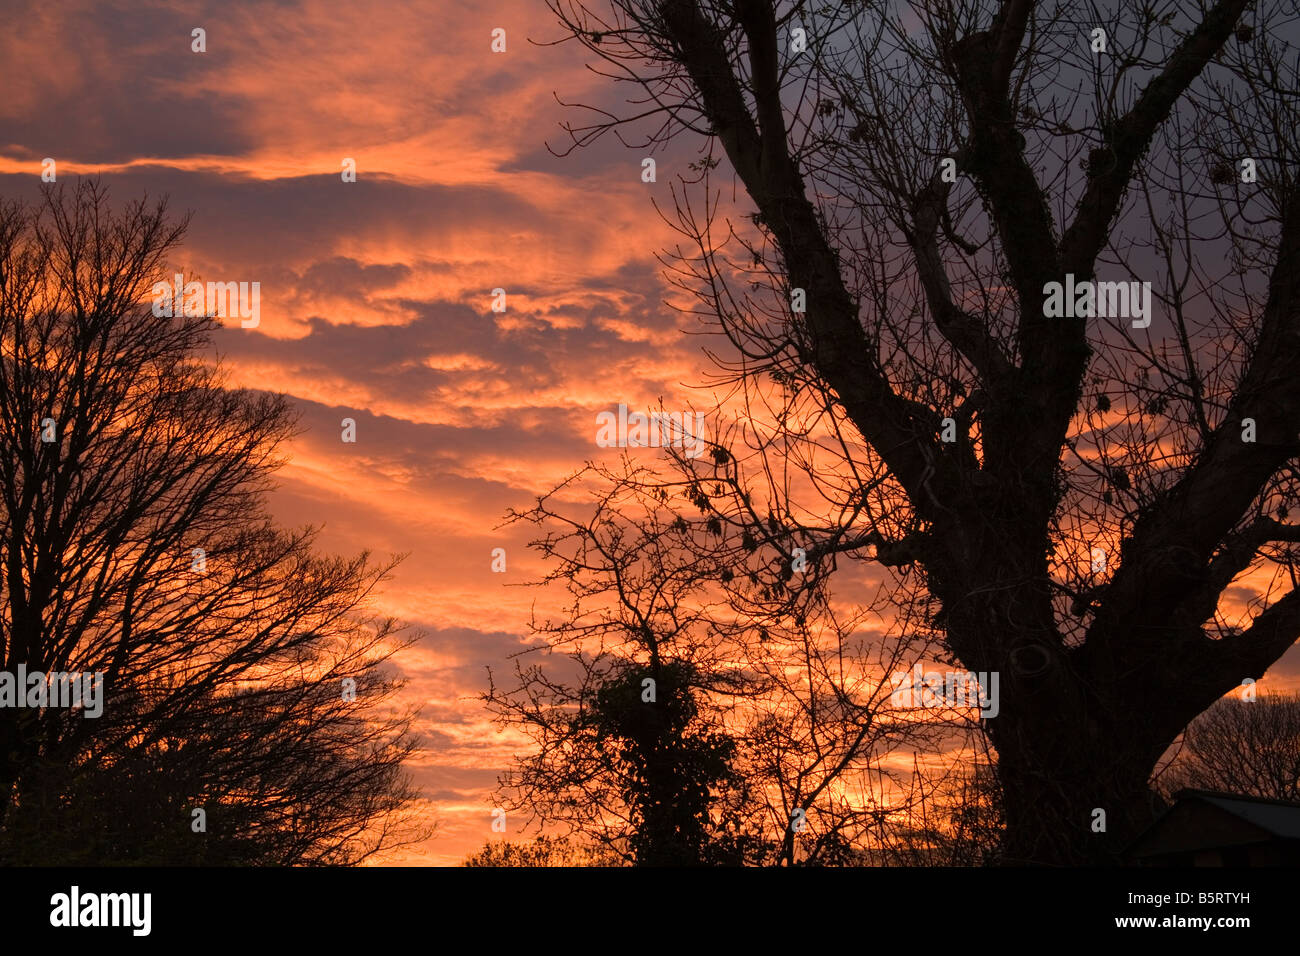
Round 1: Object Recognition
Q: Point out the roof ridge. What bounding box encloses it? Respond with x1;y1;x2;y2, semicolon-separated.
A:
1174;788;1300;810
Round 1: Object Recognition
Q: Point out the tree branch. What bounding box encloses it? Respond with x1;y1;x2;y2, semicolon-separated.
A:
657;0;946;508
906;164;1014;386
1093;186;1300;658
1059;0;1251;276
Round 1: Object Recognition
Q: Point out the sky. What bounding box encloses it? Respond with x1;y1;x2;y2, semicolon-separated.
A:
3;0;1298;866
0;0;726;864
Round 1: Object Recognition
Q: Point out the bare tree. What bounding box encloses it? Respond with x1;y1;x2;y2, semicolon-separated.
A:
487;459;970;865
0;182;427;865
537;0;1300;863
1157;692;1300;802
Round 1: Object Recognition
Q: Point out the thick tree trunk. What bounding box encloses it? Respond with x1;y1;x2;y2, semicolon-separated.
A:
991;710;1165;865
934;531;1183;865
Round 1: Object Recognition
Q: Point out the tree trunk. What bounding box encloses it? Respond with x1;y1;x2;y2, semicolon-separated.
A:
936;537;1178;865
992;709;1165;865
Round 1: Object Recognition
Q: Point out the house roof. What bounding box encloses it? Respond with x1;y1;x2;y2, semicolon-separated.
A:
1126;789;1300;858
1173;790;1300;840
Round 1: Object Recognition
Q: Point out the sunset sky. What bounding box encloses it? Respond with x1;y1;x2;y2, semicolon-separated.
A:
0;0;732;863
4;0;1299;865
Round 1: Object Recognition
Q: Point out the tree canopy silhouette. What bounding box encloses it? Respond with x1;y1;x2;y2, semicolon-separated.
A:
487;464;979;865
0;182;424;865
1159;691;1300;802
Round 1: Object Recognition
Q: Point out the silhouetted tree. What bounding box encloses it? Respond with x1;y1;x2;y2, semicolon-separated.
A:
544;0;1300;862
596;662;750;863
487;463;963;865
0;182;426;865
1158;691;1300;802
